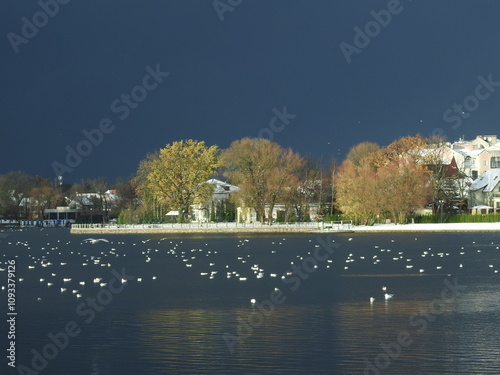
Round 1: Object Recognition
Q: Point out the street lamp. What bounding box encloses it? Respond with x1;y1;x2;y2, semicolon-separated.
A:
90;208;93;224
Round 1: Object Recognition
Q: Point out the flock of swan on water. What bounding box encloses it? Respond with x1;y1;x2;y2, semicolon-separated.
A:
0;229;498;306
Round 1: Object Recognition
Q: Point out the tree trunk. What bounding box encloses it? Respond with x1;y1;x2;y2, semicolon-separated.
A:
258;205;266;223
267;203;275;225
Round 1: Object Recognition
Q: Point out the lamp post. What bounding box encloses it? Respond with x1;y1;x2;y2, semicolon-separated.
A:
90;208;93;224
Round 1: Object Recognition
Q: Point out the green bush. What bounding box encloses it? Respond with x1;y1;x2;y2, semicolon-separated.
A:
412;213;500;223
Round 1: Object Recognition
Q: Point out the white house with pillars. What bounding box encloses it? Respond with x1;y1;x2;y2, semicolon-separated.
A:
191;179;322;223
191;179;240;222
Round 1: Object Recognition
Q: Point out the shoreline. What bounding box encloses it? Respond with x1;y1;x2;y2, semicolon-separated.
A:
68;222;500;235
350;222;500;233
70;227;327;235
69;223;333;235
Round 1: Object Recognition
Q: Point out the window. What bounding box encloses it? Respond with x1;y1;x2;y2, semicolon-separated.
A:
472;170;478;179
492;157;500;168
484;160;488;166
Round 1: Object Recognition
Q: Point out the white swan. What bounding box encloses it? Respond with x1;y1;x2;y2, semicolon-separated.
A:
83;238;110;244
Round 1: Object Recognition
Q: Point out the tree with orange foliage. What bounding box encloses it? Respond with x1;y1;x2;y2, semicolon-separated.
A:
370;135;427;168
336;135;433;224
220;138;304;223
376;159;432;224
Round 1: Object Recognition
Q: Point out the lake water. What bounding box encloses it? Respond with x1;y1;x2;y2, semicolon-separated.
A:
1;228;500;374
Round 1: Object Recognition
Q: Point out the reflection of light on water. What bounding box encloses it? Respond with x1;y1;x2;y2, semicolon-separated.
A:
4;229;500;374
136;306;337;372
456;288;500;314
136;309;222;368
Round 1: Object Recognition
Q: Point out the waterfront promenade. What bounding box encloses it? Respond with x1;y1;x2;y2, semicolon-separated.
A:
69;221;500;234
70;221;353;234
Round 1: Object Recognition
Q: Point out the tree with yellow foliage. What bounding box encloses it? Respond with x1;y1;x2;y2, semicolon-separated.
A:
345;141;380;167
335;159;380;225
136;140;219;222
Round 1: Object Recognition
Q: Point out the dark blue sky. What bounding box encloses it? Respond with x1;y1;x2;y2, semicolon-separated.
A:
2;0;500;184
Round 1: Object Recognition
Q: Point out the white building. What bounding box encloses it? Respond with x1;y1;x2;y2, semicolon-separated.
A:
68;190;118;209
191;179;240;222
236;203;322;223
44;206;80;221
451;135;500;179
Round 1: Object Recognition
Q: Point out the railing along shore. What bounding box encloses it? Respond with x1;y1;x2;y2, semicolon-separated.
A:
70;221;352;232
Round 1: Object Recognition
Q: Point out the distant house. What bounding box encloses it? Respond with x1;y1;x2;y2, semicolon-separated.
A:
420;151;471;212
44;206;81;221
191;179;240;222
453;147;490;180
452;135;500;179
469;169;500;213
235;180;324;224
68;190;118;209
191;179;322;223
438;156;461;178
440;156;471;208
236;202;322;224
65;190;118;222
